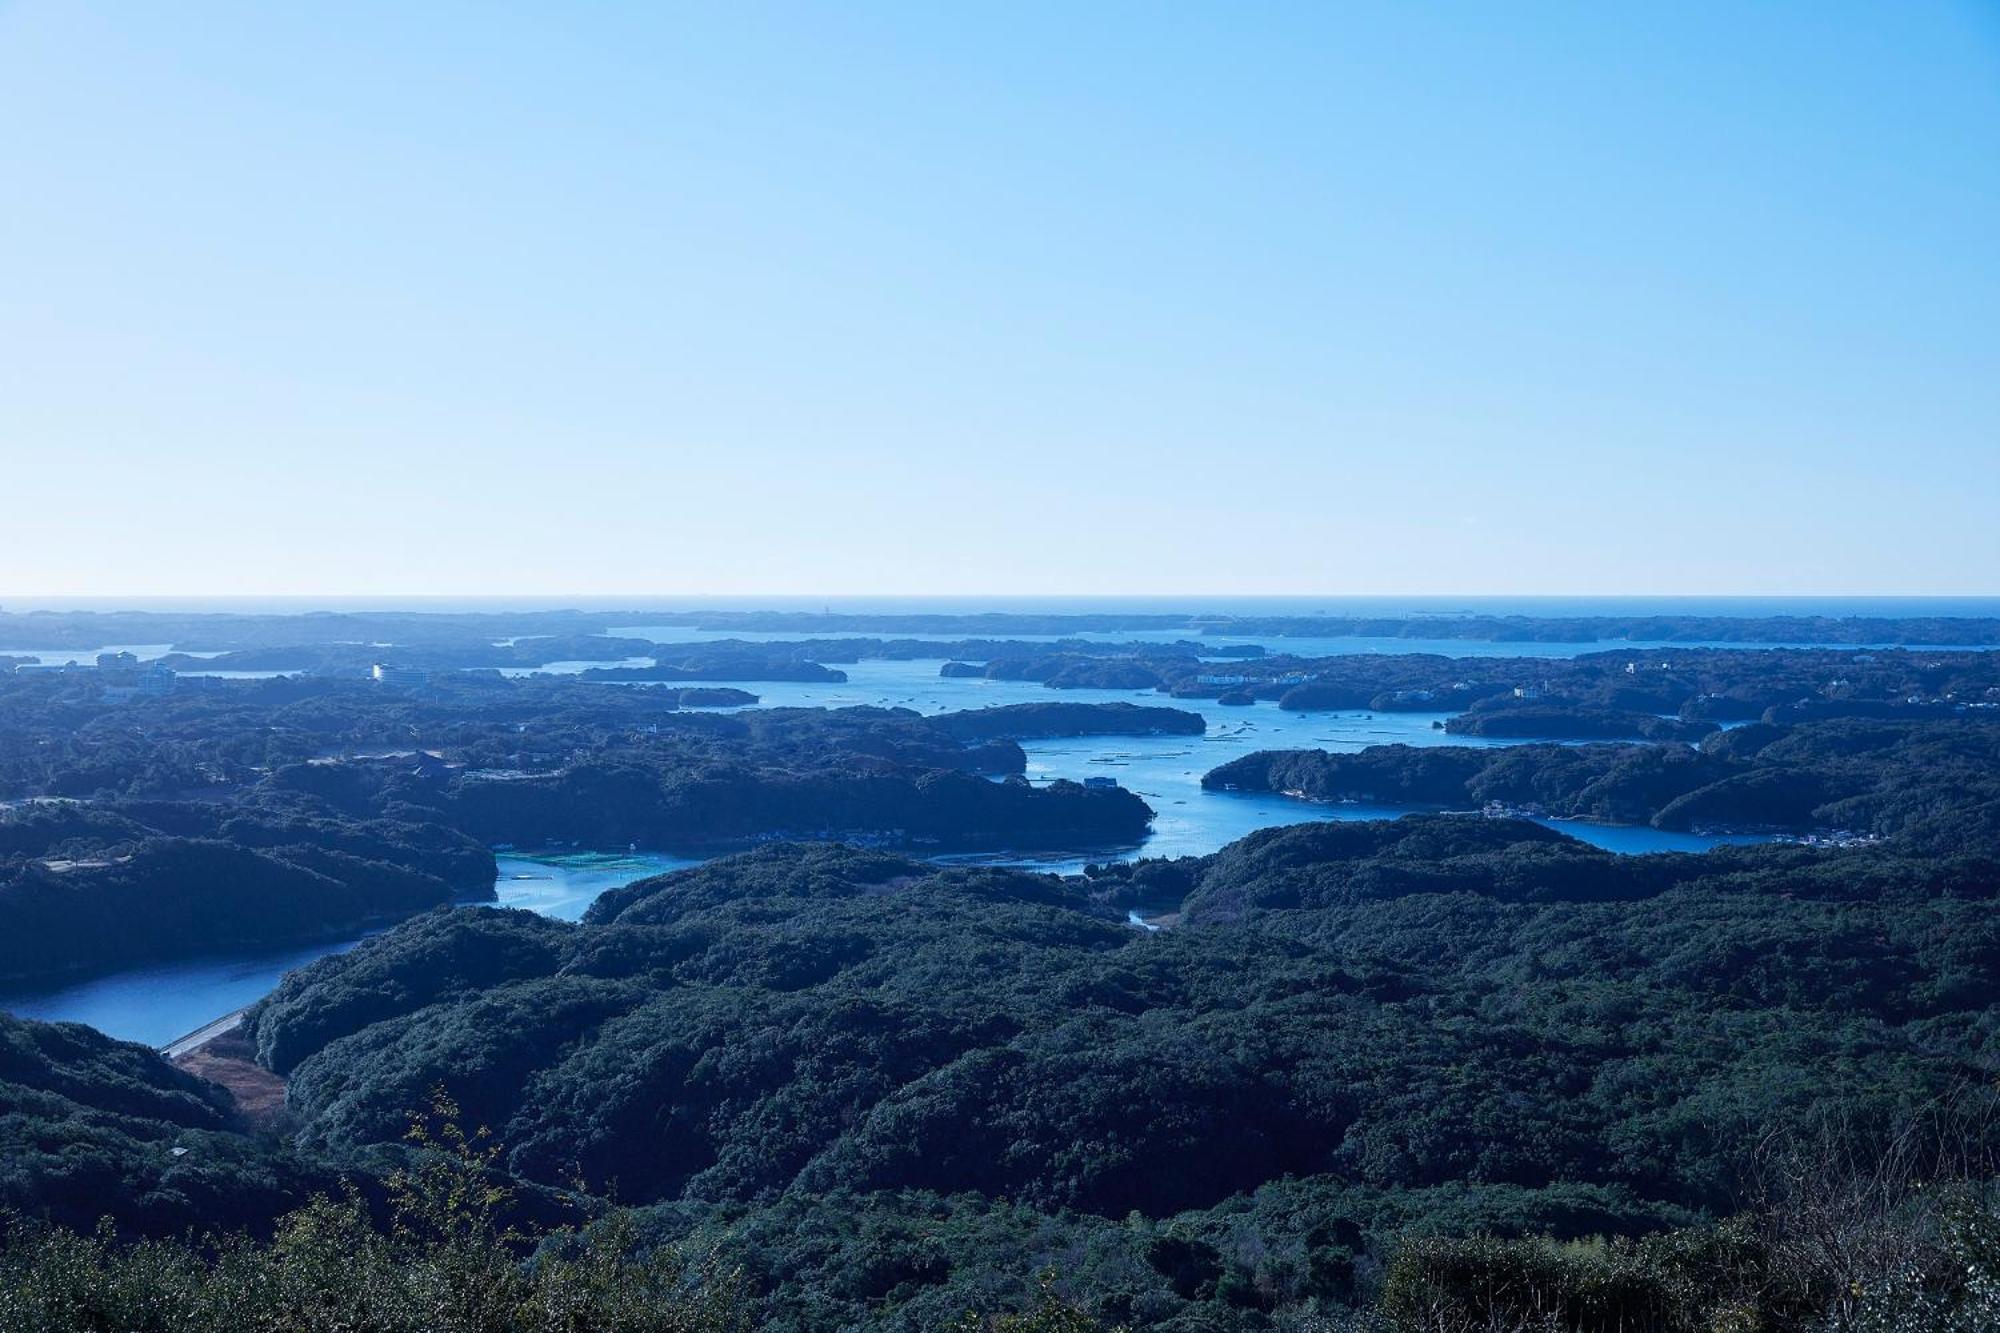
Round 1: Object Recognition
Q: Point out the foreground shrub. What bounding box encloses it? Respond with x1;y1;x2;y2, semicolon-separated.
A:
1374;1185;2000;1333
0;1202;748;1333
0;1088;750;1333
1376;1219;1767;1332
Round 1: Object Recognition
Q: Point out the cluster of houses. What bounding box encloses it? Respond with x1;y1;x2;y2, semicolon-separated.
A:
5;649;181;700
1193;670;1316;689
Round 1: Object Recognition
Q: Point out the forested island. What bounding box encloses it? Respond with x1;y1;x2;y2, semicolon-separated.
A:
1204;712;2000;842
925;700;1206;742
927;643;2000;727
0;673;1176;983
1211;645;2000;714
0;804;497;984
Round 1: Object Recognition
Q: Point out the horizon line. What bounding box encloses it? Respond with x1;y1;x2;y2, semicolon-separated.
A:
5;593;2000;607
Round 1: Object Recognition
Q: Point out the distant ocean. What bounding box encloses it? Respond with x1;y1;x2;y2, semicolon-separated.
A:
6;595;2000;617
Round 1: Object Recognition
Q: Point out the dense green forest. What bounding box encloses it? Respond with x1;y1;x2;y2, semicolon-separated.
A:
0;674;1170;980
0;1012;339;1236
6;807;1996;1328
915;642;2000;714
1204;713;2000;841
1245;646;2000;715
216;812;1995;1327
0;809;496;983
923;702;1206;742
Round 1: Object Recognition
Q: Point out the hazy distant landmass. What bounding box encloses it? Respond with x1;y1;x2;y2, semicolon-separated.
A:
9;602;2000;656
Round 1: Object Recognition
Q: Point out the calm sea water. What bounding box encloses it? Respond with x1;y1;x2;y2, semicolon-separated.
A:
0;853;698;1047
659;655;1771;871
0;934;392;1050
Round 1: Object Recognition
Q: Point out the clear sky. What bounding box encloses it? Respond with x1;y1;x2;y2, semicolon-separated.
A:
2;2;1996;598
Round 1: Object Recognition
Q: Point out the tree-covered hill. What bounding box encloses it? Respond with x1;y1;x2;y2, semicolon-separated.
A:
0;1013;336;1236
3;806;1995;1327
0;809;496;984
227;819;1997;1325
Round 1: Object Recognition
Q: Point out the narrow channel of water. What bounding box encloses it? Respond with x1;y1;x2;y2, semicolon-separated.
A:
0;852;697;1047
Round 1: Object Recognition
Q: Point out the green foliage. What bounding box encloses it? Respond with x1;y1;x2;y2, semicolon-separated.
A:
1377;1221;1771;1332
1372;1183;2000;1333
0;1013;335;1236
0;821;494;985
925;703;1204;743
1207;713;2000;843
954;1271;1127;1332
237;821;1997;1233
0;1093;748;1333
0;1197;750;1333
0;675;1162;980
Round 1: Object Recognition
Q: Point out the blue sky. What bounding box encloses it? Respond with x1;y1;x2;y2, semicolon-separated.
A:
1;2;1996;597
